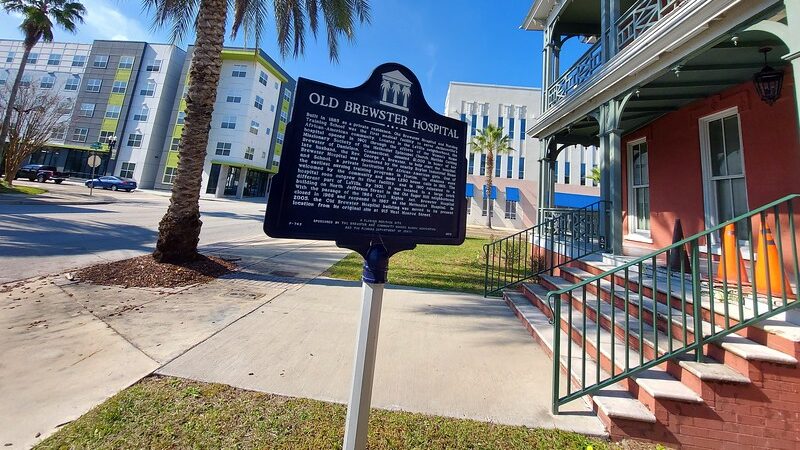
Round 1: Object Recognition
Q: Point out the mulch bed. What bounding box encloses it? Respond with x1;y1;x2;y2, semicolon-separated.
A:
75;254;237;288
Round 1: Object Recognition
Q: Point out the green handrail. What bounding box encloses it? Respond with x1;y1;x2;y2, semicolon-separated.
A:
546;194;800;414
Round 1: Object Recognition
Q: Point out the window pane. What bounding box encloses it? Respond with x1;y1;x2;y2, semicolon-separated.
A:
723;115;743;176
715;179;734;224
708;119;727;176
636;187;650;231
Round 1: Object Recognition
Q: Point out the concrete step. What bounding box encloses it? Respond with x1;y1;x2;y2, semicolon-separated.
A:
504;290;656;424
525;282;702;405
556;267;798;367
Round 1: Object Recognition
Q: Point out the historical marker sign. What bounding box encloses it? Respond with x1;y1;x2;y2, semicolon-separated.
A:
264;63;467;254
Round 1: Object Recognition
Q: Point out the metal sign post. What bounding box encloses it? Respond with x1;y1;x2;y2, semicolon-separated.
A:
343;244;388;450
87;143;102;197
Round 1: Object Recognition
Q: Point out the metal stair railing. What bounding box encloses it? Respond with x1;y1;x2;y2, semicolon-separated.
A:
546;194;800;414
483;200;611;297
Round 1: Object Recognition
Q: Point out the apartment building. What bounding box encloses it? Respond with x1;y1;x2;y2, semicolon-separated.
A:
444;82;598;229
153;47;294;198
1;39;294;198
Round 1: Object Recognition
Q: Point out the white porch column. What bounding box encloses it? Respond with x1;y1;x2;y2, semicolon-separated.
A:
598;102;624;254
215;165;227;198
236;167;248;199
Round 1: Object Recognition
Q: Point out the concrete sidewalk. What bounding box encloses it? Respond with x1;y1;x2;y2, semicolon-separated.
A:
1;237;605;449
158;280;605;436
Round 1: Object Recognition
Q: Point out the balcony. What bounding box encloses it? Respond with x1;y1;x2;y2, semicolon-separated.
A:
544;0;683;110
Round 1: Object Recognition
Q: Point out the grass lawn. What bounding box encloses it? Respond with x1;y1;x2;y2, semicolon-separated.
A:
325;237;491;294
0;180;47;195
36;376;630;450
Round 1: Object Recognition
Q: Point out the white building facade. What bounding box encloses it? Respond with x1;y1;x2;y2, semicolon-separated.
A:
444;82;599;230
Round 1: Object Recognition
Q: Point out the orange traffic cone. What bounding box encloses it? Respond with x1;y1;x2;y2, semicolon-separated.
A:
716;223;749;285
754;225;793;296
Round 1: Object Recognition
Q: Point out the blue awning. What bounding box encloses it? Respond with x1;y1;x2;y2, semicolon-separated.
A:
482;185;497;199
465;183;475;198
506;187;520;202
554;193;601;208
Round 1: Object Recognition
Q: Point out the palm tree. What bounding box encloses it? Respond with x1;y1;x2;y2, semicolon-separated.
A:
144;0;370;263
0;0;85;168
470;124;513;229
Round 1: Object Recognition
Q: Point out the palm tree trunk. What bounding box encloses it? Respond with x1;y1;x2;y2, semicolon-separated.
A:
153;0;227;263
0;43;33;171
486;150;494;229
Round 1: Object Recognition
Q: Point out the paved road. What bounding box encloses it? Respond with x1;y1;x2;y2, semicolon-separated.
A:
0;181;271;283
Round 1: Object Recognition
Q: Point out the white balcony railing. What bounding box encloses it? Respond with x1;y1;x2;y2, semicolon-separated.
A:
617;0;681;51
545;41;603;109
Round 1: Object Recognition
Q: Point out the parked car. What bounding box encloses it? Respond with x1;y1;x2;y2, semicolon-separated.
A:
15;164;69;183
84;176;137;192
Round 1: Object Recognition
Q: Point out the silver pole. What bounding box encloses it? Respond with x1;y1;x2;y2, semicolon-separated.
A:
343;280;385;450
89;151;95;197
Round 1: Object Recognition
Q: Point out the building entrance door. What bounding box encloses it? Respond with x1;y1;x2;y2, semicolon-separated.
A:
224;166;241;196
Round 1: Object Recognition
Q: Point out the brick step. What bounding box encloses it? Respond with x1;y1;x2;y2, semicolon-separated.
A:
503;290;657;426
555;266;798;369
573;258;800;357
529;278;751;397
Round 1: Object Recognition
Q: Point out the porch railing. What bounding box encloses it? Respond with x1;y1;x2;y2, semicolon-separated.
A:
545;41;604;109
547;194;800;413
484;201;610;297
616;0;680;51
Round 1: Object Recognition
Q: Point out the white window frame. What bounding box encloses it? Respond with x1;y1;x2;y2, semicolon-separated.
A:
140;80;156;97
698;106;749;245
86;79;102;92
626;137;651;239
64;76;80;91
120;162;135;178
504;199;517;219
146;59;162;72
40;75;55;89
93;55;109;68
79;103;95;118
127;133;143;148
105;105;121;119
118;55;135;69
221;116;236;129
111;80;128;94
162;166;177;184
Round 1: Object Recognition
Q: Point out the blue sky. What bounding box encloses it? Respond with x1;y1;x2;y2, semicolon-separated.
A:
0;0;557;111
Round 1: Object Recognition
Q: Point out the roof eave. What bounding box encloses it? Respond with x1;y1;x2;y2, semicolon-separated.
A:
520;0;555;31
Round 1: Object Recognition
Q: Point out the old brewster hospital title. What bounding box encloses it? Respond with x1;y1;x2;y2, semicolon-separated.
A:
306;70;460;139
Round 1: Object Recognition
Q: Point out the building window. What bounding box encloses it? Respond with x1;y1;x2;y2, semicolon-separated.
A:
6;51;14;63
505;200;517;219
495;155;502;178
176;111;186;124
79;103;95;117
283;89;291;100
64;76;80;91
27;53;38;64
93;55;109;68
519;157;525;179
72;128;89;142
628;140;650;234
118;55;135;69
111;80;127;94
460;113;466;123
226;94;242;103
508;117;515;139
471;114;477;136
40;75;55;89
482;197;493;217
254;95;264;110
105;105;121;119
507;156;513;179
133;106;149;121
221;116;236;129
468;153;475;174
244;146;255;160
274;81;279;89
701;110;748;236
99;130;115;143
0;74;6;86
50;124;67;140
259;71;268;86
231;65;247;78
215;142;231;156
498;116;504;129
580;163;587;185
270;104;275;112
162;167;177;184
140;80;156;96
265;127;271;135
146;59;162;72
86;79;102;92
520;118;526;140
249;120;259;135
280;111;288;122
127;133;143;148
20;74;31;87
47;53;61;65
483;115;489;129
72;55;86;67
479;154;486;176
120;162;135;178
276;132;284;144
170;138;181;151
